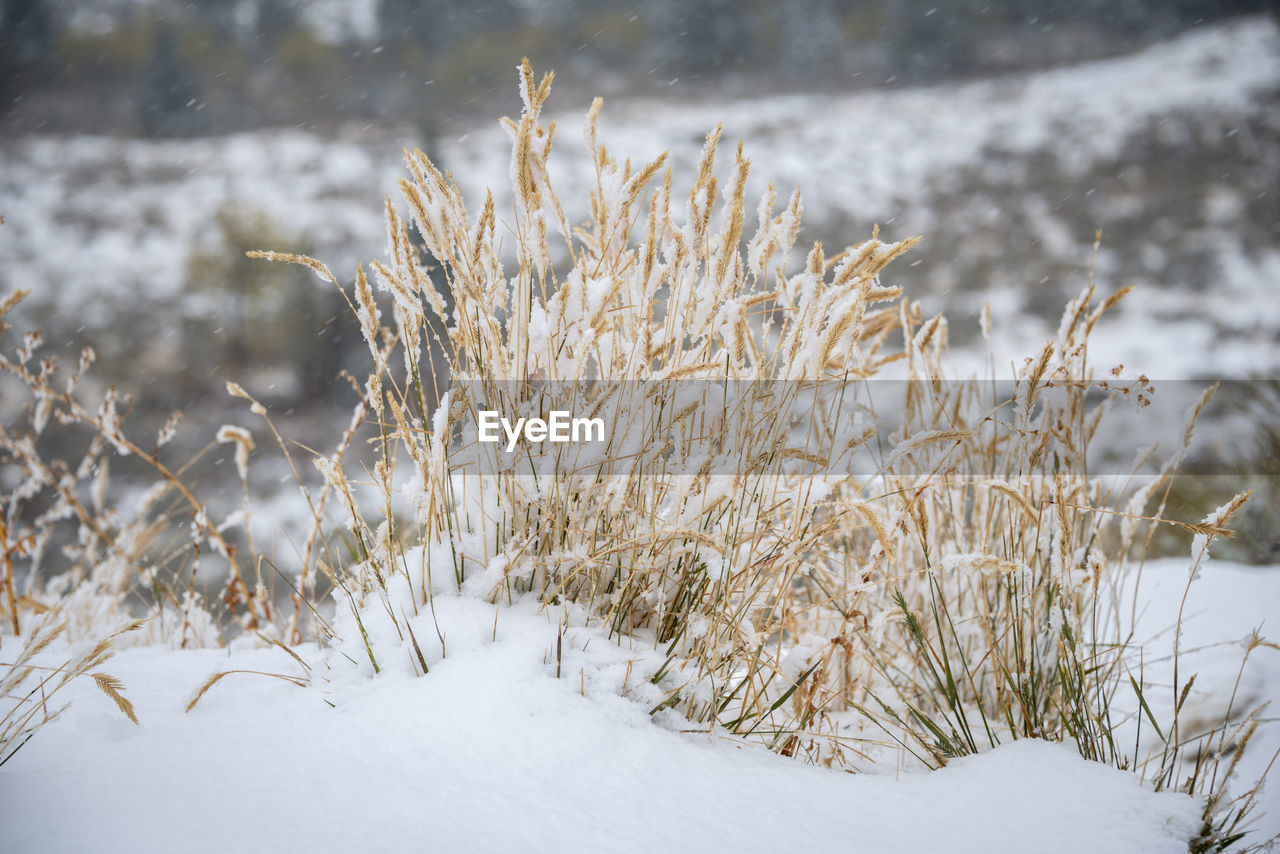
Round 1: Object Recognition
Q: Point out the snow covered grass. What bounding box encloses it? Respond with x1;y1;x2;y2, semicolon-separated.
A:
1;59;1277;852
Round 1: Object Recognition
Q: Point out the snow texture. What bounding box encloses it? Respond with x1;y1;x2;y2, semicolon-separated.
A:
2;571;1243;853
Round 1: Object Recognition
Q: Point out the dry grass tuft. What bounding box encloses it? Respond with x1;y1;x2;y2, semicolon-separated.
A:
250;61;1269;848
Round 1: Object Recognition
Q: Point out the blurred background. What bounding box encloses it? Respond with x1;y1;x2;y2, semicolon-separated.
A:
1;0;1277;560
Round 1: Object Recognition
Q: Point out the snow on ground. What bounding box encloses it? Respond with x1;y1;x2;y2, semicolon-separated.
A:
1120;558;1280;839
12;559;1279;852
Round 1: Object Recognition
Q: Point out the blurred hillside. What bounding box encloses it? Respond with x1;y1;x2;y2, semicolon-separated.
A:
1;0;1273;137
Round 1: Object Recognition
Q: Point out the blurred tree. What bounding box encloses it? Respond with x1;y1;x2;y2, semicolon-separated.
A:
137;20;209;137
379;0;441;48
200;0;242;46
646;0;765;74
0;0;58;104
379;0;523;50
777;0;848;77
253;0;298;59
884;0;989;80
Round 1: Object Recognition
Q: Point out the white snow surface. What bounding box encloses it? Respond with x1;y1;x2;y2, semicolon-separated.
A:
1118;557;1280;846
4;558;1279;853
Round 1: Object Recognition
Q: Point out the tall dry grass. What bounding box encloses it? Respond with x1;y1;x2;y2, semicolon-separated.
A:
265;61;1269;848
1;61;1273;851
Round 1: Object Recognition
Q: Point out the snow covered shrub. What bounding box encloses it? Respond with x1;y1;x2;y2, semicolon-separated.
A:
245;61;1270;847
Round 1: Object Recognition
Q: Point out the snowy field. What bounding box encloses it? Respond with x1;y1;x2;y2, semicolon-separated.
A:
3;17;1279;854
2;557;1276;853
